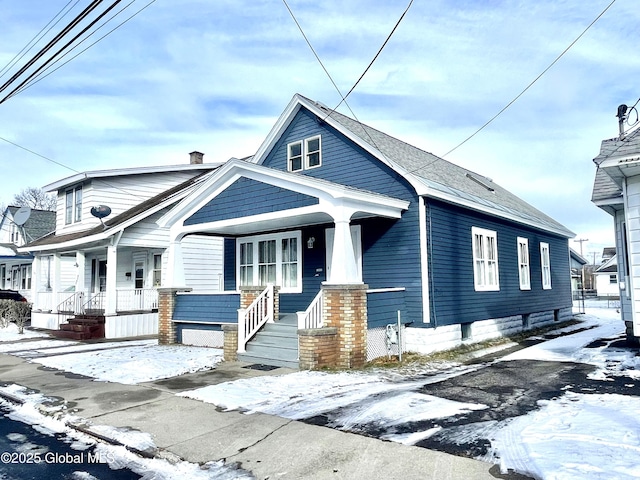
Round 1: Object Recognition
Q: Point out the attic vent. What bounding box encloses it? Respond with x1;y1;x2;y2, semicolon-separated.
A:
466;173;495;192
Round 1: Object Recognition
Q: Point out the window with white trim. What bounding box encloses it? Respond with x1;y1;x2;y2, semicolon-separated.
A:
237;231;302;292
287;136;322;172
472;227;499;291
540;242;551;289
517;237;530;290
65;185;82;224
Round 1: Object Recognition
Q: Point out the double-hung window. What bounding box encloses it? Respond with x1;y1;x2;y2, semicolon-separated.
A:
65;185;82;224
237;232;302;292
540;242;551;289
472;227;499;291
517;237;531;290
287;136;322;172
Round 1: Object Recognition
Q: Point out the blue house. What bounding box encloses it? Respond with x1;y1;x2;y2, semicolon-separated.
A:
157;94;574;369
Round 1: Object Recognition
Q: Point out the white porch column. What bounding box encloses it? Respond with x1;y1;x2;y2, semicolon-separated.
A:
75;251;86;293
328;211;361;284
105;246;117;315
167;233;187;288
31;256;40;308
52;254;61;312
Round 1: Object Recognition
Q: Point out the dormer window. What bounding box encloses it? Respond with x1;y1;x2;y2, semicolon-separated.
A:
65;185;82;224
287;135;322;172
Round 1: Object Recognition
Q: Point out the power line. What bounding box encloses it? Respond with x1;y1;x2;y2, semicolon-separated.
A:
441;0;617;158
5;0;157;103
0;0;105;95
328;0;414;116
0;0;79;80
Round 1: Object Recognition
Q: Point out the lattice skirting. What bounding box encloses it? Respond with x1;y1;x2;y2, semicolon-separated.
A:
181;329;224;348
367;325;406;361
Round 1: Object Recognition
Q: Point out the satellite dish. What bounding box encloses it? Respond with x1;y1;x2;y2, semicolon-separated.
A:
13;206;31;226
90;205;112;219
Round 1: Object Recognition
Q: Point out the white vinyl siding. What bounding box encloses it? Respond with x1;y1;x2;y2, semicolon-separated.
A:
237;231;302;293
540;242;552;289
472;227;499;291
517;237;531;290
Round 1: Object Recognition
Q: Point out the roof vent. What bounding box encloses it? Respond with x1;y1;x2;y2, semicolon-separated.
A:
617;104;628;138
189;151;204;164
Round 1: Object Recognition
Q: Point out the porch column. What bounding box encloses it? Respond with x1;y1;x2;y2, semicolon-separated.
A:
166;234;187;288
105;246;117;315
31;256;40;308
328;211;360;284
52;254;61;312
75;251;86;293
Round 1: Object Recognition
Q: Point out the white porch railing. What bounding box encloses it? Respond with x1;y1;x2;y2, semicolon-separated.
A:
116;288;159;312
39;289;159;315
237;284;274;353
297;290;323;329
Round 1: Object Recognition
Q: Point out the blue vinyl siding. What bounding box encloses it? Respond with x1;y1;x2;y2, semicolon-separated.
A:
173;293;240;323
367;289;409;329
185;177;318;226
261;108;424;325
224;238;236;291
427;199;571;326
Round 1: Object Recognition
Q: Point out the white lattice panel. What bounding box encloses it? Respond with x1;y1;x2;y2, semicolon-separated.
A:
182;329;224;348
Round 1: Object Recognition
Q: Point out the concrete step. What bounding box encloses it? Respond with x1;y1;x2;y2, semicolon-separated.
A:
245;342;298;360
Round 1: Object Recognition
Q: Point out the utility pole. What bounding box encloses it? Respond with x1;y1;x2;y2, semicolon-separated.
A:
573;238;588;311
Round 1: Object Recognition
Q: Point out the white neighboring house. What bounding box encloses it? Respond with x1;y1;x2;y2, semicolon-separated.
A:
594;254;618;299
0;206;56;300
18;153;225;339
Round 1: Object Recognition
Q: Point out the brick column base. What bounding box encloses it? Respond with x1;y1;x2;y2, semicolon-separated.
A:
298;327;338;369
321;283;368;369
222;324;239;361
157;287;191;345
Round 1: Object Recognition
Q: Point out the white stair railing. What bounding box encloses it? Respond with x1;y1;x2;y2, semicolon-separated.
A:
237;284;274;353
297;290;323;329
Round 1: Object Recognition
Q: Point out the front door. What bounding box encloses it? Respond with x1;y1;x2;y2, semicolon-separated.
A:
91;259;107;292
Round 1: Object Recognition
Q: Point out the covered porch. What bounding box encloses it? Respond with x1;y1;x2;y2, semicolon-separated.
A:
30;243;162;339
158;160;409;368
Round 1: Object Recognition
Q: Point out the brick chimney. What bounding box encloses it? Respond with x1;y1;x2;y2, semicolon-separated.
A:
189;151;204;164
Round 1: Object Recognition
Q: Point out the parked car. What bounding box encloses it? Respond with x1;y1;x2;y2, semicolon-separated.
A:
0;289;27;302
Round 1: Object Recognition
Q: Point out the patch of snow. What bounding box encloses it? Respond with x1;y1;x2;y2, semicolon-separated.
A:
0;324;48;342
486;392;640;480
27;344;223;384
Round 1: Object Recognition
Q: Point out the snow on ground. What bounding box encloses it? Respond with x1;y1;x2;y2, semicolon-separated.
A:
0;323;48;342
30;342;224;384
0;385;252;480
1;302;638;478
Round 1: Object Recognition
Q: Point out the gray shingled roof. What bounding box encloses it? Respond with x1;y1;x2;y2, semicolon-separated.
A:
306;98;572;236
25;171;214;249
7;207;55;243
591;127;640;203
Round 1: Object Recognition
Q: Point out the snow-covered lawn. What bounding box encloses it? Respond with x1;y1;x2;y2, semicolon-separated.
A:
0;323;48;342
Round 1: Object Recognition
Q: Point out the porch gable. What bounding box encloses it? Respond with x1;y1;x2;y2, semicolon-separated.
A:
185;177;319;226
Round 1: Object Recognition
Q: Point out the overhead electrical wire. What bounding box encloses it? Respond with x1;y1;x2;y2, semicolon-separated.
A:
441;0;617;159
4;0;157;103
0;0;105;95
0;0;80;80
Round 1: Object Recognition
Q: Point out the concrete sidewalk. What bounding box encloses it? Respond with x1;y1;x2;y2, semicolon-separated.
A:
0;352;504;479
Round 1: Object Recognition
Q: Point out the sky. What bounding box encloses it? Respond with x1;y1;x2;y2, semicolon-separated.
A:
1;304;639;478
0;1;638;260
